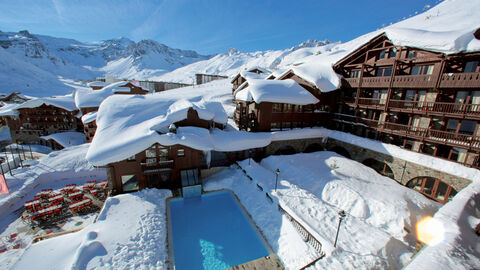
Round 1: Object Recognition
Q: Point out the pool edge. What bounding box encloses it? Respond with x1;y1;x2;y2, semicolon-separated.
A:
166;188;281;270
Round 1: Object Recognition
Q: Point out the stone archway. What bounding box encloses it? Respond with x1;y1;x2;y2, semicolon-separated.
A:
329;146;351;159
362;158;395;179
303;143;325;153
274;145;296;155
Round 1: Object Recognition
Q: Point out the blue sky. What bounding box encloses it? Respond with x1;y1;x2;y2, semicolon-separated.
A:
0;0;438;54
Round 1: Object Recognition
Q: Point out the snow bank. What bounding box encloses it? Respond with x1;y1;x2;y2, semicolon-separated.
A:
205;152;439;269
328;130;480;181
86;81;109;88
41;131;86;148
290;62;342;92
12;189;172;270
405;181;480;269
235;79;319;105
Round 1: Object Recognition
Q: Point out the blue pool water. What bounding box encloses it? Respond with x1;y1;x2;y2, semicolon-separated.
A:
169;191;270;270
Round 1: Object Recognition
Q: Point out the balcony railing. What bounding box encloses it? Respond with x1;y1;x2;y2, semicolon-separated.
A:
379;122;480;149
357;98;386;107
392;74;435;88
388;100;480;118
361;77;391;88
344;78;360;88
141;160;174;172
440;72;480;88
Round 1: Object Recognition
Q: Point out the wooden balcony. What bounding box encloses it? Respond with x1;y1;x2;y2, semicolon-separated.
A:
344;78;360;88
356;98;385;109
440;72;480;88
361;77;391;88
379;122;480;149
391;74;435;88
141;160;174;173
388;100;480;119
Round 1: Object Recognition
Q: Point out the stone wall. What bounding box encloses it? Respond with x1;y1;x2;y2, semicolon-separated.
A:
265;137;326;156
324;138;472;191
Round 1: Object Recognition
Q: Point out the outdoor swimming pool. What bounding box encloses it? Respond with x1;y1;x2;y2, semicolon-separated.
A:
168;190;270;270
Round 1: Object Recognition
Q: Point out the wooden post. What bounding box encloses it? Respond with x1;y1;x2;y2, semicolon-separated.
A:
16;147;23;168
29;145;33;159
4;152;12;176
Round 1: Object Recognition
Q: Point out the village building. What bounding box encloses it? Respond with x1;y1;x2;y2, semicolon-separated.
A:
234;78;328;131
138;80;192;93
75;81;149;142
331;32;480;203
195;73;228;85
0;95;81;144
231;67;271;93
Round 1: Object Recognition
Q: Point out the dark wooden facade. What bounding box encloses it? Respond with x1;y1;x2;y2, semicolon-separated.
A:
234;70;336;132
106;107;226;195
332;33;480;168
231;68;268;93
107;144;203;194
138;80;192;93
2;104;80;144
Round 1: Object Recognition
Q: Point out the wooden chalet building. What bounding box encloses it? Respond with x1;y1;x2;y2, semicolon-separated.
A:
104;108;225;194
0;96;81;144
231;67;271;94
233;72;335;132
331;32;480;202
76;81;149;142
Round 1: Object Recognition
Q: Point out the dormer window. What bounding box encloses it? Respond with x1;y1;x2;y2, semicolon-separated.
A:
407;50;417;58
376;67;392;77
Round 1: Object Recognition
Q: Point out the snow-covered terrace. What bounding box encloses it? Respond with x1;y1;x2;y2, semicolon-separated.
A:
40;131;86;148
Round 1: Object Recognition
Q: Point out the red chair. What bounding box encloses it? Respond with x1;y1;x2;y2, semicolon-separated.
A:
0;248;7;253
10;234;17;239
12;244;20;250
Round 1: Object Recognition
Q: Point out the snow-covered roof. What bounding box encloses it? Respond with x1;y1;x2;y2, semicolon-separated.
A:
15;94;77;112
86;87;232;165
75;81;133;109
289;62;342;92
81;111;97;124
235;79;319;105
86;81;109;87
0;103;21;116
40;131;86;148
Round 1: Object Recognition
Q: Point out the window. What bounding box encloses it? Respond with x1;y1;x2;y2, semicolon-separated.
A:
271;122;280;130
464;61;479;73
350;70;361;78
406;177;458;204
158;147;169;161
411;65;434;75
446;119;459;133
407;50;417;58
272;103;282;113
450;147;467;163
376;67;392;77
121;174;139;192
283;104;292;113
388;48;397;58
459;120;476;135
127;155;136;161
294;105;302;113
146;147;157;165
177;149;185;157
379;49;388;59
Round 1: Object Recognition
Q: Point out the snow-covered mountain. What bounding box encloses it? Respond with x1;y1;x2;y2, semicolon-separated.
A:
0;30;211;96
152;40;336;84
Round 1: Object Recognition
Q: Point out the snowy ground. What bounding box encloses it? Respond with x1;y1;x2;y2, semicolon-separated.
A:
0;144;106;269
204;151;441;269
0;144;478;269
